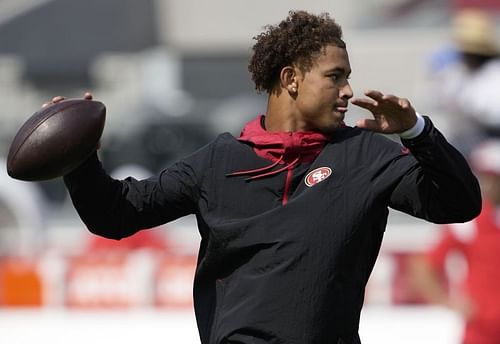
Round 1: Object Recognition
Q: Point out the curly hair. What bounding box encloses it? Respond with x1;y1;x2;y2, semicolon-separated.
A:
248;10;346;94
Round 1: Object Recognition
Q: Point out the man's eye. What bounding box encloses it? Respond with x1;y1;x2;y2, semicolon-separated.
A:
330;74;351;83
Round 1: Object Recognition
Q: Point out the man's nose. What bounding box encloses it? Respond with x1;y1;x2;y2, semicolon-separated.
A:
341;83;353;99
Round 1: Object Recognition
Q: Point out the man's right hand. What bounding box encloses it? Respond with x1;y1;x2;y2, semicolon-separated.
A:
42;92;93;108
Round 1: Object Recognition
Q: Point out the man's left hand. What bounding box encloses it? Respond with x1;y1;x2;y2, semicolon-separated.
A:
351;90;417;134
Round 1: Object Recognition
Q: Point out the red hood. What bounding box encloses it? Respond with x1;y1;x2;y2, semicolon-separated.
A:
237;115;332;164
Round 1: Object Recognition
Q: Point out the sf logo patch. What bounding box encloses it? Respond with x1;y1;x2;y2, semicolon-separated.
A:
305;167;332;187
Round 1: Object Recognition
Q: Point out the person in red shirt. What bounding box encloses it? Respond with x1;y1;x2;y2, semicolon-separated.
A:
410;139;500;344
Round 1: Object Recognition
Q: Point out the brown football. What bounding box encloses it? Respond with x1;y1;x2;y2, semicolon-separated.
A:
6;98;106;181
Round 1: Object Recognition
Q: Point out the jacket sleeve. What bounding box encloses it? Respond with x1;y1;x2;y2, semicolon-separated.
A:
388;116;482;224
63;142;213;240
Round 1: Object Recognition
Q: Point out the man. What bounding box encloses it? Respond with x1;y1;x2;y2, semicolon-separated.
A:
54;11;480;344
409;140;500;344
428;9;500;158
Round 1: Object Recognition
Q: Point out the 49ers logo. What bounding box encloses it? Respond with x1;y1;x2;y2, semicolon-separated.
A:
304;167;332;187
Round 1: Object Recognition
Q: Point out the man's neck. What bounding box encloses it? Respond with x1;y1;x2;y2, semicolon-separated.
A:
264;93;305;132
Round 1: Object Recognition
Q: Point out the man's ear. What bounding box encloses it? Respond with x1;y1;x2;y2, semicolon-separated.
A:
280;66;298;94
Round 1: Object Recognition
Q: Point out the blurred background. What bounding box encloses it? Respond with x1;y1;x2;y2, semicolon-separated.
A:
0;0;499;343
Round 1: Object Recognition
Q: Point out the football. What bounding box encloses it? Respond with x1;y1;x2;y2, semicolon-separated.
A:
6;98;106;181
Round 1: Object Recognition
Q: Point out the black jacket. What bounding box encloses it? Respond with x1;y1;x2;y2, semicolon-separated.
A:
64;116;481;344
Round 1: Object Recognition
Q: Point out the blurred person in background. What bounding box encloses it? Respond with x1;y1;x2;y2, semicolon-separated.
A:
428;9;500;158
46;10;481;344
409;139;500;344
0;158;47;256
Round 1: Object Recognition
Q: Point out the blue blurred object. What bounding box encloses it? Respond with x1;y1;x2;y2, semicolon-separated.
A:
427;45;460;74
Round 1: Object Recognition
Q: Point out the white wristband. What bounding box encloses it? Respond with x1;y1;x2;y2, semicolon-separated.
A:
399;113;425;139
